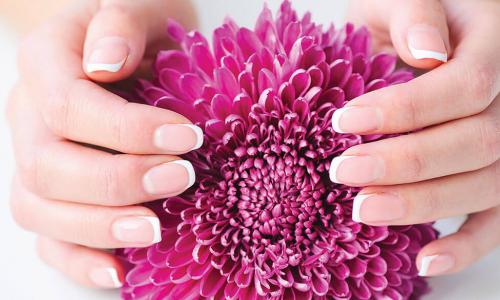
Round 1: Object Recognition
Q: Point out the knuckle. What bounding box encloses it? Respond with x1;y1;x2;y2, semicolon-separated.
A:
463;62;497;110
114;103;130;151
41;80;83;137
110;102;137;152
401;140;426;180
17;147;51;196
417;187;442;222
98;158;122;205
97;154;142;205
17;153;41;194
9;190;31;231
473;115;500;165
392;86;421;129
77;211;104;247
492;161;500;199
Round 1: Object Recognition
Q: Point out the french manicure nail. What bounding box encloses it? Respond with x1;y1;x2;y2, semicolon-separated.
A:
143;160;195;195
89;267;122;288
407;24;447;62
112;216;161;244
86;37;129;73
352;193;405;223
332;107;382;133
419;254;455;276
329;156;385;184
154;124;204;152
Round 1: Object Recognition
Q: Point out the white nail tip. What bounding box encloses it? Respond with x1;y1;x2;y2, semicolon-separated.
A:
352;194;372;223
332;108;349;133
105;268;123;288
408;46;447;62
418;255;439;276
140;216;162;244
329;156;355;183
183;124;204;150
86;57;126;73
171;160;196;189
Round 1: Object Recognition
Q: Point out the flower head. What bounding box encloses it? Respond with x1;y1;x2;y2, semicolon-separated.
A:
118;1;437;299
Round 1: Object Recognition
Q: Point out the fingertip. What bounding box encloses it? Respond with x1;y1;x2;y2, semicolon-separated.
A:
82;5;147;83
389;0;451;70
404;23;448;68
37;237;125;288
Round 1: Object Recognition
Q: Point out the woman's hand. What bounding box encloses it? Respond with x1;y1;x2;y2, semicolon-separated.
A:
334;0;500;277
7;0;199;288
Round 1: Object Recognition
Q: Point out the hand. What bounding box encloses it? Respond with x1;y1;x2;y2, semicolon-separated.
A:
7;0;199;288
332;0;500;277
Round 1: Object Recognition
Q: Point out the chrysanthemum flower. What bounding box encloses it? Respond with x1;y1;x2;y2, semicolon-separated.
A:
118;1;437;299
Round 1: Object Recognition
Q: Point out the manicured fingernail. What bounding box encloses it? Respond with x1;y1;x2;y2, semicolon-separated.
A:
352;193;405;223
419;254;455;276
407;24;447;62
89;267;122;288
154;124;204;152
143;160;195;195
112;216;161;244
332;107;382;133
86;37;129;73
329;156;385;184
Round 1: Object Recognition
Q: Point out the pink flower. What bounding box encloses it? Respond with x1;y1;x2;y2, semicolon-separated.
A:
118;1;437;299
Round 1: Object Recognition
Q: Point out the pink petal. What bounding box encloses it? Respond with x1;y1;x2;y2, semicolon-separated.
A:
215;67;240;99
200;268;227;297
166;19;186;43
180;73;204;101
191;42;216;78
155;50;191;74
212;94;233;120
237;27;263;59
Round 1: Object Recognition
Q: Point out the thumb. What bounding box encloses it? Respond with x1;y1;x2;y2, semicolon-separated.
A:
387;0;451;69
82;0;196;83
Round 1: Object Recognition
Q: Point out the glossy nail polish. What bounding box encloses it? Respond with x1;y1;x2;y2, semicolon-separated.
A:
86;37;129;73
154;124;204;152
143;160;195;196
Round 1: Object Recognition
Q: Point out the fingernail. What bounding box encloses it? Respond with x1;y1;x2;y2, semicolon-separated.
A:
89;267;122;288
154;124;204;152
352;193;405;223
143;160;195;195
112;216;161;244
86;37;129;73
407;24;447;62
329;156;385;184
332;107;382;133
419;254;455;276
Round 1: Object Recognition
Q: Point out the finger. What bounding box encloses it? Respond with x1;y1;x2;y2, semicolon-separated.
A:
347;0;450;66
388;0;450;68
416;206;500;276
10;177;162;248
332;29;499;135
16;4;203;155
36;237;124;288
18;140;195;206
349;160;500;225
46;81;204;154
330;100;500;186
83;0;197;82
9;83;198;205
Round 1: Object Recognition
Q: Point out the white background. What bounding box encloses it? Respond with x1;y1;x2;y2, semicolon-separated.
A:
0;1;498;299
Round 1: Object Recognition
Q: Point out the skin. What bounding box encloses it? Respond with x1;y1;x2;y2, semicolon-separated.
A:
6;0;198;288
344;0;500;276
4;0;499;290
